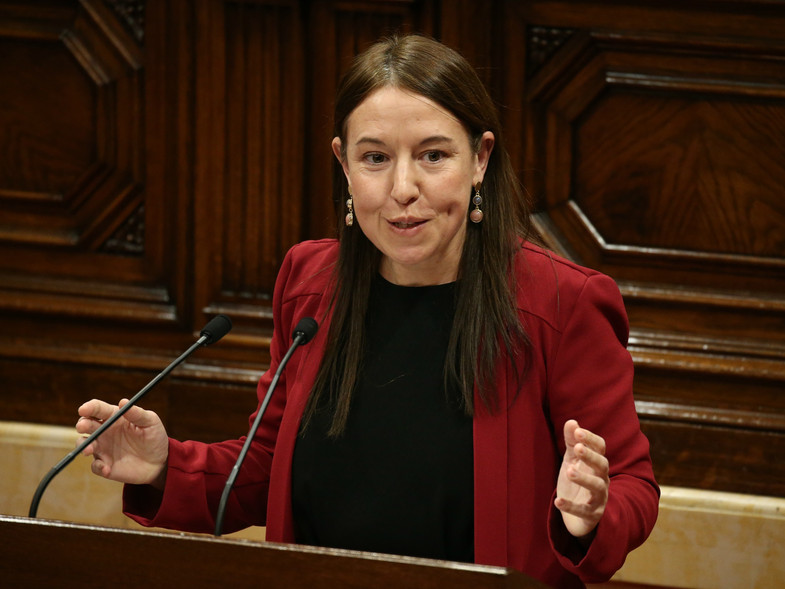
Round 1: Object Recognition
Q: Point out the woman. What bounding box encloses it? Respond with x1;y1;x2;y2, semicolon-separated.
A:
77;35;659;588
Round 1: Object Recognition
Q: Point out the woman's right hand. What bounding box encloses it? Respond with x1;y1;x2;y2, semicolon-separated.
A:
76;399;169;490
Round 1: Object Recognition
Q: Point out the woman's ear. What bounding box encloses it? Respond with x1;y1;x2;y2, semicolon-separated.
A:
332;137;350;181
474;131;495;185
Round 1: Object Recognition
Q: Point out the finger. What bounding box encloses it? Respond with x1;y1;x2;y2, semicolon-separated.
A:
75;414;106;435
90;458;110;478
575;426;606;455
118;399;160;429
555;494;603;518
80;441;96;457
566;463;608;496
555;495;591;518
574;442;609;477
78;399;118;422
78;432;105;458
563;419;579;448
555;495;577;513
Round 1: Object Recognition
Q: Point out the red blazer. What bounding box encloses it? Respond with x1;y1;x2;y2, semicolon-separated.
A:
125;239;659;588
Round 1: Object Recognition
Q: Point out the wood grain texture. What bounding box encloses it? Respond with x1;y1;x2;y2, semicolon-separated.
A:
514;0;785;498
0;515;547;588
0;0;783;504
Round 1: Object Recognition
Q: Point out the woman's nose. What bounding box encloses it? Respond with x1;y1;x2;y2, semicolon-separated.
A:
390;161;419;205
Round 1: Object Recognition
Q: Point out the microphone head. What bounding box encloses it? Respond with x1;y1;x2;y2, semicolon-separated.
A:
292;317;318;344
200;314;232;345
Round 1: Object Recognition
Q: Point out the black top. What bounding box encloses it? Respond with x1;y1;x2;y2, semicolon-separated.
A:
291;274;474;562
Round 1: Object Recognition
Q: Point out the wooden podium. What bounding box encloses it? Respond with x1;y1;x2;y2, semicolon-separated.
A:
0;515;548;588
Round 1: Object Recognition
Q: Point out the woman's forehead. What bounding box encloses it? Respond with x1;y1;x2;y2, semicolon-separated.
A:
344;87;468;142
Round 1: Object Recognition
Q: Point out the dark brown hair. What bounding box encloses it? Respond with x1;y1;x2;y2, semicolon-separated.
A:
305;34;532;436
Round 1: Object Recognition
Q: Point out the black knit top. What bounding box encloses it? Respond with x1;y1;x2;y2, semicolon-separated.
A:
291;273;474;562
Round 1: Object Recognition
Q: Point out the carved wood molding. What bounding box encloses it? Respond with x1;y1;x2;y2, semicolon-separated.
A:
103;0;146;43
101;203;145;255
2;0;783;497
516;2;785;495
523;27;785;338
525;25;575;78
0;0;145;256
191;0;438;334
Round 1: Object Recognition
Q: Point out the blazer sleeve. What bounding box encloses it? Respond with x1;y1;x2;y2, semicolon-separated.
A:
122;248;298;534
544;272;660;583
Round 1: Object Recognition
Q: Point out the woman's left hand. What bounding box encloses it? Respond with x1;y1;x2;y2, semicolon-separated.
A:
555;419;609;540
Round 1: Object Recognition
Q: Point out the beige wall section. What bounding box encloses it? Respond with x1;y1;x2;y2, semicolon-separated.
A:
609;486;785;589
3;422;784;588
0;421;266;542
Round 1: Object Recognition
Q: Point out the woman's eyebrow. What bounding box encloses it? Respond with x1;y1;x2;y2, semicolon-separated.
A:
354;135;456;147
419;135;456;148
355;136;385;147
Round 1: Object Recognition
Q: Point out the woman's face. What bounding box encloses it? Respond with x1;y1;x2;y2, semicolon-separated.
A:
333;87;494;286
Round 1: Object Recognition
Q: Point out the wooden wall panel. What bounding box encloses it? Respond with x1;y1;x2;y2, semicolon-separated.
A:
0;0;439;457
0;1;177;351
499;1;785;496
1;0;784;503
192;0;307;336
0;1;144;256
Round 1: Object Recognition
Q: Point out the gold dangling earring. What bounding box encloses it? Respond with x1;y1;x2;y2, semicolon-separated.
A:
470;182;483;223
345;186;354;227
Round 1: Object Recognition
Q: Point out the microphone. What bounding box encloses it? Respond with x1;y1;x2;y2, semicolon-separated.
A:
214;316;318;536
28;315;233;518
199;314;233;345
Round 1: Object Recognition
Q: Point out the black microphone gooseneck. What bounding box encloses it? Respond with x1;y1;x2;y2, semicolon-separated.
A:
214;316;318;537
29;315;233;518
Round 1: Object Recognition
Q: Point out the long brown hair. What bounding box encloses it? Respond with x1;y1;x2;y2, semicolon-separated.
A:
304;34;532;436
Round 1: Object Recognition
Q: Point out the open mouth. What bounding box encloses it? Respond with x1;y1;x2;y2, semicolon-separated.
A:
391;220;425;229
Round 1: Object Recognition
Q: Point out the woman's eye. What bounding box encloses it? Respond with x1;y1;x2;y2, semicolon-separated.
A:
425;150;444;163
364;153;386;165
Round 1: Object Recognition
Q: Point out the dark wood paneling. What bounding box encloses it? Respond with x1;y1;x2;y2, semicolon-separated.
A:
1;0;784;503
0;515;548;589
506;0;785;497
192;0;306;334
0;1;436;426
0;1;144;254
